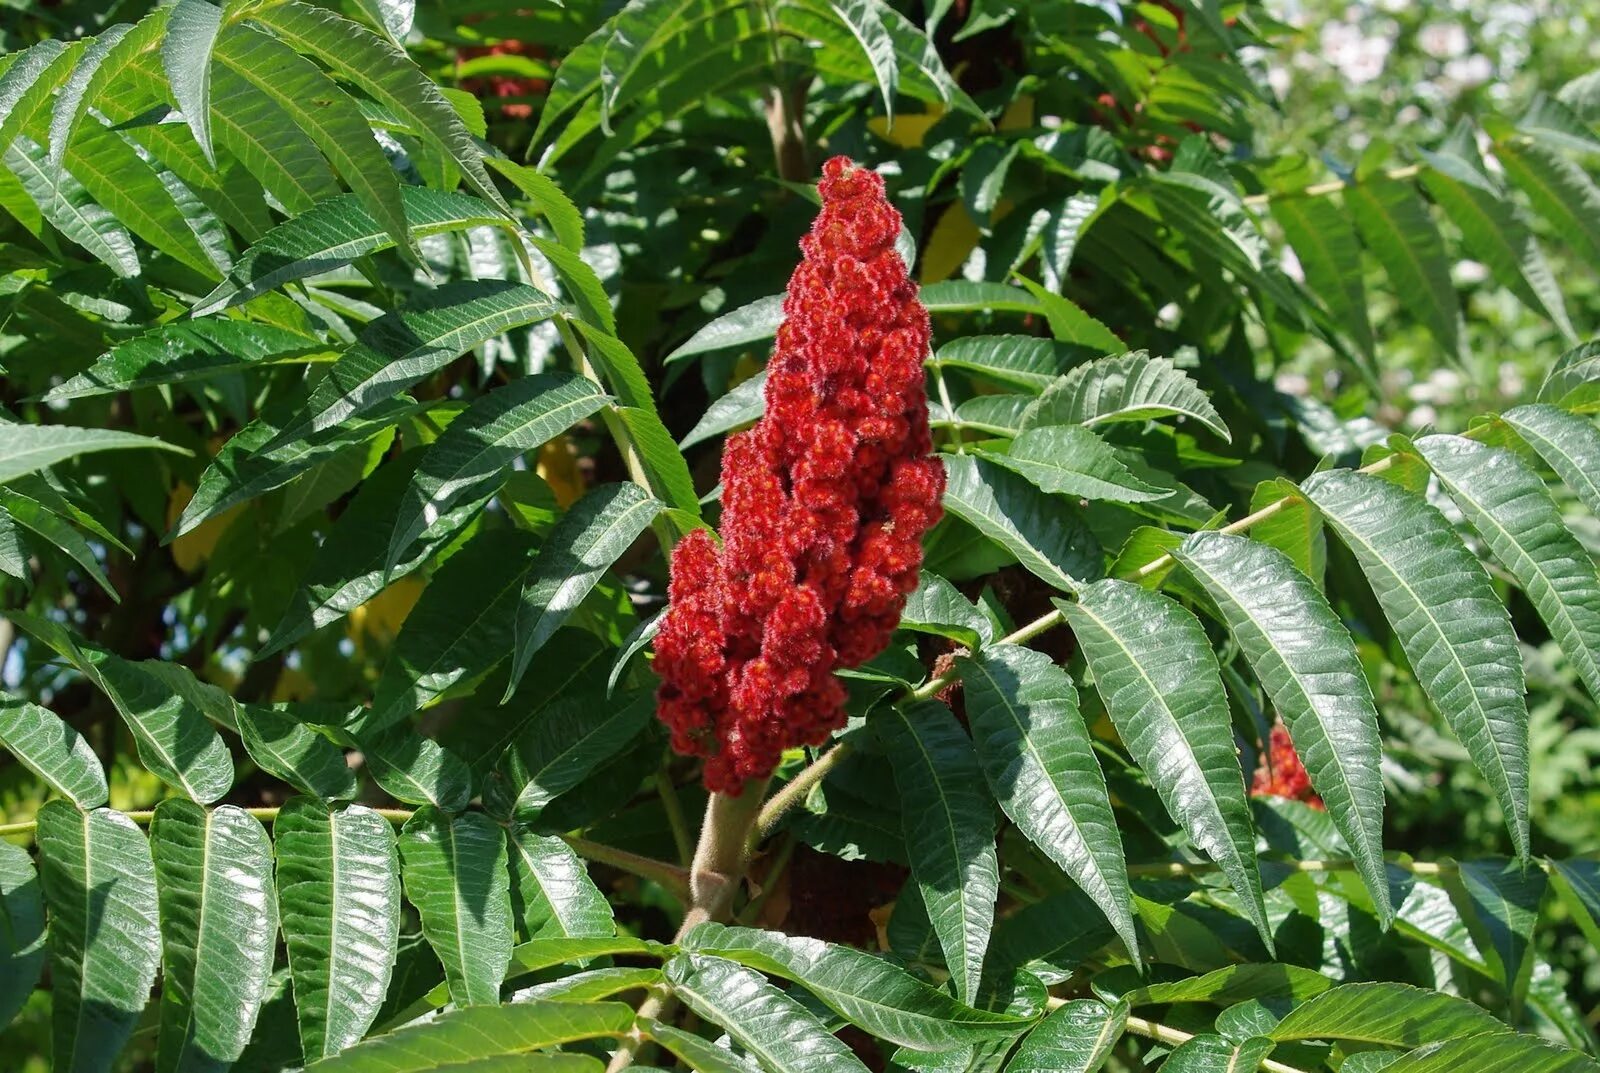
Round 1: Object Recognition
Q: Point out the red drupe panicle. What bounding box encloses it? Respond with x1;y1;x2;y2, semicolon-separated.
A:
1251;723;1324;810
654;156;945;792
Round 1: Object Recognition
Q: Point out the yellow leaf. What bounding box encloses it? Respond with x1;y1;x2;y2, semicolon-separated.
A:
998;94;1035;132
867;104;948;149
537;435;586;508
919;201;981;284
347;575;425;648
166;482;244;572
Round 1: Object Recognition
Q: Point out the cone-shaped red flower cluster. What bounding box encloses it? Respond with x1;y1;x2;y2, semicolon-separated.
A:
1251;724;1324;810
654;157;944;793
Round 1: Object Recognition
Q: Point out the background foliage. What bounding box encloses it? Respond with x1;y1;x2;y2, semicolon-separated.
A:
2;0;1600;1071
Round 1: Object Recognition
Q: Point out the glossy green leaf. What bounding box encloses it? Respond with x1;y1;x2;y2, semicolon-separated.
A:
386;374;609;577
978;426;1165;504
506;826;614;941
352;0;414;44
1170;531;1390;924
1270;981;1507;1046
492;691;654;818
399;807;514;1007
932;335;1085;393
301;1001;632;1073
0;424;183;485
1548;859;1600;952
901;572;993;648
643;1016;753;1073
263;452;479;656
248;0;507;214
5;134;140;276
665;294;784;365
1382;1032;1600;1073
0;839;47;1032
213;22;411;258
1496;139;1600;270
43;319;329;402
1536;341;1600;413
1300;468;1531;859
961;644;1137;960
1415;433;1600;703
0;690;107;808
36;802;162;1073
1003;998;1125;1073
0;487;117;599
1122;963;1334;1006
1248;479;1326;584
683;922;1031;1050
664;951;873;1073
941;454;1099;592
1501;404;1600;517
515;966;660;1003
1014;277;1125;353
266;282;568;452
354;724;472;812
1059;580;1271;946
1447;858;1549;1020
487;156;583;250
1345;176;1461;360
193;189;510;315
680;370;767;449
505;483;660;698
235;702;357;801
824;0;899;119
876;701;999;1004
1271;191;1372;360
370;527;536;728
1162;1034;1276;1072
1020;352;1230;442
171;397;414;539
274;798;401;1060
151;801;278;1073
162;0;221;165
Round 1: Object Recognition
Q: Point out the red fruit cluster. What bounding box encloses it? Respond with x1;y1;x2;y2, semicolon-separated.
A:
1251;724;1324;810
654;157;945;793
457;38;548;120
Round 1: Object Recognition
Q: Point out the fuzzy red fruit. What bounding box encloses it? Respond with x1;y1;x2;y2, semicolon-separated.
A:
654;156;944;793
1251;723;1324;810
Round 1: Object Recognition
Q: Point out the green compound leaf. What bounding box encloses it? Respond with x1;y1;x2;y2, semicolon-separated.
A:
505;826;614;942
0;690;108;808
0;840;47;1032
1003;998;1126;1073
399;807;514;1008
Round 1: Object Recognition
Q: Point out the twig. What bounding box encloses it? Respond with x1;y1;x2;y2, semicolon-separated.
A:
1238;163;1424;209
657;762;695;867
1123;1013;1313;1073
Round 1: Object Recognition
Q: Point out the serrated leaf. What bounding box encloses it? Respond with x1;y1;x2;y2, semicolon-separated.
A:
171;397;414;539
264;452;480;656
0;486;117;598
1300;468;1530;859
876;701;999;1004
1059;580;1271;946
487;156;583;250
932;335;1086;392
248;0;507;215
1345;176;1462;361
1003;998;1126;1073
5;134;140;277
235;702;357;801
274;798;401;1060
193;189;511;315
1382;1032;1600;1073
1269;981;1507;1045
1446;858;1548;1021
1248;479;1325;584
12;618;234;803
825;0;899;119
1014;277;1125;353
1518;92;1600;155
0;424;183;485
516;966;660;1003
664;951;873;1073
506;826;614;942
43;319;329;402
1121;963;1333;1006
0;690;107;808
492;691;654;819
214;22;411;260
680;370;767;449
1502;404;1600;517
303;1001;632;1073
961;645;1138;961
941;454;1099;592
1414;434;1600;703
265;282;568;452
150;801;278;1073
1421;155;1575;342
352;0;415;44
36;802;162;1073
45;24;133;172
370;527;536;728
1162;1034;1276;1072
399;807;514;1007
978;426;1165;504
387;375;610;576
901;572;993;648
1170;531;1390;924
1548;859;1600;951
1496;139;1600;270
354;724;472;812
1021;352;1230;442
163;0;222;165
1271;192;1372;361
665;294;784;365
683;922;1030;1050
644;1016;754;1073
1535;341;1600;415
0;840;47;1032
505;483;660;698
